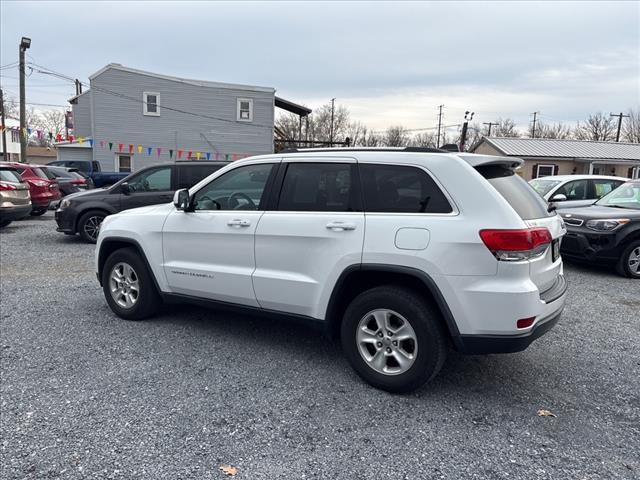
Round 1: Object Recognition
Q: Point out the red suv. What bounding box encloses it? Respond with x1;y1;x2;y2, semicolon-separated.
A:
2;162;61;216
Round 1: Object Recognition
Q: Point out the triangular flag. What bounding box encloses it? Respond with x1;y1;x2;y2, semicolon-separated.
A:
169;149;174;159
69;135;74;143
36;130;42;139
27;128;32;135
118;143;123;152
22;128;27;137
215;153;220;161
108;142;113;151
78;137;83;145
88;138;94;147
137;145;142;154
187;151;192;160
128;144;134;154
48;132;53;140
100;140;105;149
196;152;201;161
206;152;211;161
225;154;229;161
177;149;183;159
56;133;62;142
147;147;152;156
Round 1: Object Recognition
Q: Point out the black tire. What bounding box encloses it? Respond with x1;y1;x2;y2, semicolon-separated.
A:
0;219;12;228
616;240;640;279
102;247;161;320
30;208;47;216
78;210;107;243
341;285;448;393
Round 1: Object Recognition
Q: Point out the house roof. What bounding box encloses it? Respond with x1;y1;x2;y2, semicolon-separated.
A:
89;63;275;94
275;96;312;116
477;137;640;161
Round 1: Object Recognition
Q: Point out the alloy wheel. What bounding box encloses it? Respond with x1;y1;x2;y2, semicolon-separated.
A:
628;246;640;275
356;309;418;376
84;215;103;241
109;262;140;309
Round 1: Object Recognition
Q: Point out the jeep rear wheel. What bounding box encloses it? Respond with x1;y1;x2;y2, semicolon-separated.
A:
341;286;447;393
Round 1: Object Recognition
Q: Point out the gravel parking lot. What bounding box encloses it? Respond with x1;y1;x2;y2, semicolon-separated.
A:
1;213;638;479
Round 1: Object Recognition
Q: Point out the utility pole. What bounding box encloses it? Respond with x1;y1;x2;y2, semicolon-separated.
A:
530;111;539;139
483;121;498;136
436;104;444;148
19;37;31;162
610;112;629;142
329;98;336;146
459;110;474;152
0;89;7;160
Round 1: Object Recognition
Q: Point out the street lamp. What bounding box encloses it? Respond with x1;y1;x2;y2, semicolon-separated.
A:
19;36;32;162
460;109;475;151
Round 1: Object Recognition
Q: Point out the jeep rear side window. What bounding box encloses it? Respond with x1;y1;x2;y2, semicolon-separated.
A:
477;165;552;220
360;164;452;213
277;163;357;212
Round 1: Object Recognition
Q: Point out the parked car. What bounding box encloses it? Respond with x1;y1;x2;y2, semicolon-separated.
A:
95;148;567;393
560;179;640;278
45;166;94;197
529;175;627;209
0;165;32;228
56;161;231;243
47;160;128;188
1;162;61;216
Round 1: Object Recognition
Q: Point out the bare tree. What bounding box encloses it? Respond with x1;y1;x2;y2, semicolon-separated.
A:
383;126;409;147
356;127;382;147
574;112;616;141
1;94;19;120
529;121;572;139
274;111;302;141
411;131;437;148
28;110;65;145
492;118;520;137
622;108;640;143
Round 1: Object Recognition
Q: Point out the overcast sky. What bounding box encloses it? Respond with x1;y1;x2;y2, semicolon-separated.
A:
1;1;638;134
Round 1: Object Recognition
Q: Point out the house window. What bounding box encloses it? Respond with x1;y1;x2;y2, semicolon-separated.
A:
143;92;160;116
536;164;555;178
116;155;132;173
237;98;253;122
11;130;20;143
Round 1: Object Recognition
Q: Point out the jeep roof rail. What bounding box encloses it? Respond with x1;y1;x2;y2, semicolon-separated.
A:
280;147;451;154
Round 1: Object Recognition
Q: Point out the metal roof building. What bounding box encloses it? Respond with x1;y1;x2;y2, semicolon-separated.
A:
472;137;640;180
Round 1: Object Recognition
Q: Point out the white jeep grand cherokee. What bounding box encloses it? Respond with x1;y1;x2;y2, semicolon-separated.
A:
96;148;567;393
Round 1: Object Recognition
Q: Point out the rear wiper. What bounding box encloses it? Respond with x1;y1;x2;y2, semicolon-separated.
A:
547;203;557;213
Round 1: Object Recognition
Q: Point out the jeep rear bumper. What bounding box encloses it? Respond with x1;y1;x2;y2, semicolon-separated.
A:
453;309;562;354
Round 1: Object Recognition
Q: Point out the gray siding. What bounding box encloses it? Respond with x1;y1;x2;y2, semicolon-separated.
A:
56;146;93;163
72;92;92;139
89;67;274;172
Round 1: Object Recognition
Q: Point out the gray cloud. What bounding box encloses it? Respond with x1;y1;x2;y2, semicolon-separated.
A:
1;1;638;130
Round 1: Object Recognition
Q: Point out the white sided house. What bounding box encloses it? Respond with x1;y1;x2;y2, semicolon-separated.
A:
55;63;310;173
473;137;640;180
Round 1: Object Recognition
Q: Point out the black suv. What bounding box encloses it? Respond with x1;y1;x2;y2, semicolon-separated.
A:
560;179;640;278
55;161;230;242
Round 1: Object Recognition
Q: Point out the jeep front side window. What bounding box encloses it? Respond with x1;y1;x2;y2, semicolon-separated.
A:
193;163;274;211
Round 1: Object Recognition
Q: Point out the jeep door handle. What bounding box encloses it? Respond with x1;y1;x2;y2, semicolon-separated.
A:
326;222;357;231
227;219;251;227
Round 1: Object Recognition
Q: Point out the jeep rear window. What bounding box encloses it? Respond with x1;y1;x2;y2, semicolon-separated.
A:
476;165;552;219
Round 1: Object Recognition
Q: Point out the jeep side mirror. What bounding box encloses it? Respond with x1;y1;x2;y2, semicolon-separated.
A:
550;193;567;202
173;188;191;211
120;182;131;195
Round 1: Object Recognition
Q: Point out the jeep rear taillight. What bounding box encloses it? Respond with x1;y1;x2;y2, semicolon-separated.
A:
479;227;552;261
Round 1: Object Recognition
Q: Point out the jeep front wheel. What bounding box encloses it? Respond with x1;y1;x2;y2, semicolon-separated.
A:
341;286;447;393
